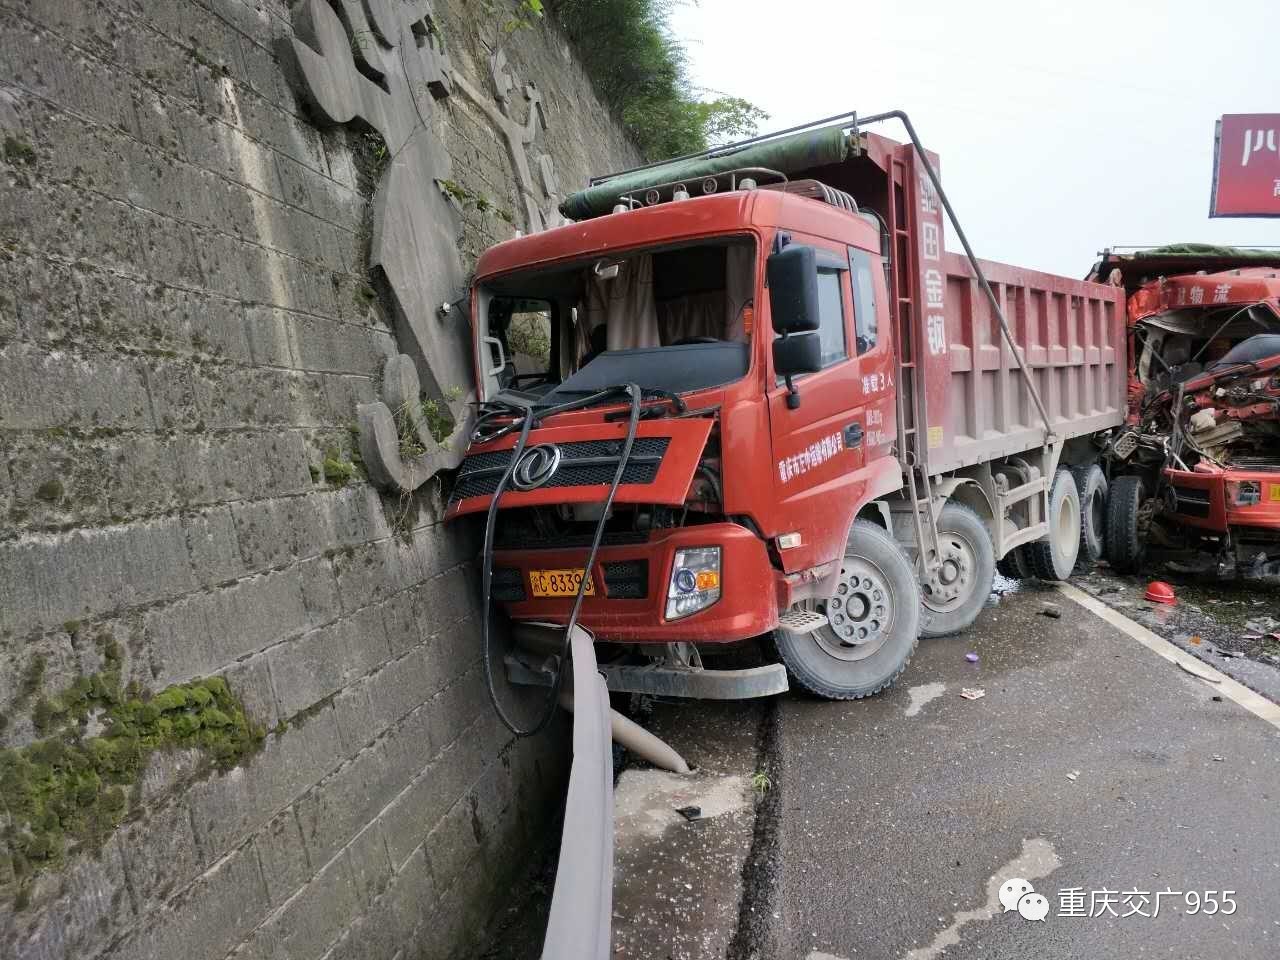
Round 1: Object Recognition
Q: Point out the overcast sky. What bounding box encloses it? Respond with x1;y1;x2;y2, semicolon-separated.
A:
667;0;1278;277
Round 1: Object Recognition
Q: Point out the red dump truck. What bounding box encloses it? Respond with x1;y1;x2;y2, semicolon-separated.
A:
446;113;1127;703
1087;246;1280;579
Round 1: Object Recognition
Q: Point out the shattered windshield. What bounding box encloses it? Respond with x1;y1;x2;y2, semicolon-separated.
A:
477;238;756;405
1207;333;1280;371
1134;302;1280;391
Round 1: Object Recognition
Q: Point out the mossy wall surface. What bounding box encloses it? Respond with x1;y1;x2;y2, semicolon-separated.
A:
1;666;265;908
0;1;638;957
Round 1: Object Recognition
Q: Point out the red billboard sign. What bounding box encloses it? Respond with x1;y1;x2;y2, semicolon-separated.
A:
1210;114;1280;218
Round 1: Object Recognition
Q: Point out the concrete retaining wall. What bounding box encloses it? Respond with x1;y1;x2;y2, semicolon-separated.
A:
0;1;638;957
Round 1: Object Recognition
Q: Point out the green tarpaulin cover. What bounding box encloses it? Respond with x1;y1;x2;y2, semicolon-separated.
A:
559;124;854;221
1135;243;1280;259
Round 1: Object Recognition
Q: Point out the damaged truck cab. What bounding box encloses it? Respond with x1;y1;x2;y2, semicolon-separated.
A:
448;116;1127;701
1092;248;1280;578
450;189;897;644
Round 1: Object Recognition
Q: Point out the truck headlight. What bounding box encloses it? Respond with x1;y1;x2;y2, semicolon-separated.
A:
666;547;721;620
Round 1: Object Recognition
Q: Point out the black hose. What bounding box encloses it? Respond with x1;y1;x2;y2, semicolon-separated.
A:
480;383;644;737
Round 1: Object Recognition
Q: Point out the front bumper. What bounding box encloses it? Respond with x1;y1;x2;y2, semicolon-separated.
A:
1164;467;1280;533
492;521;780;644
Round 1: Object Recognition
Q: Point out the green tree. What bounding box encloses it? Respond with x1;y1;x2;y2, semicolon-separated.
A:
548;0;767;159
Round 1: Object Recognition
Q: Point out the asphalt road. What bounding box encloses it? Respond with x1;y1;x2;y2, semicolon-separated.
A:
766;581;1280;960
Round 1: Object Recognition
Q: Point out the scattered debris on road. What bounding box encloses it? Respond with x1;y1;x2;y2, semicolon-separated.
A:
1040;602;1063;619
1177;660;1223;684
964;652;979;663
1066;770;1081;781
675;805;702;821
960;688;986;700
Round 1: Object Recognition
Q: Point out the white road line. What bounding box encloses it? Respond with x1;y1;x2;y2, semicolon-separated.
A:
901;838;1061;960
1058;582;1280;732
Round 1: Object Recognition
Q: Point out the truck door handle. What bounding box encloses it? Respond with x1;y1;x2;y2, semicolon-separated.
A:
844;423;863;449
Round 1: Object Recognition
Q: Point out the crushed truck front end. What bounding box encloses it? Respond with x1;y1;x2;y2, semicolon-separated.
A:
1109;258;1280;576
446;414;783;645
445;192;788;647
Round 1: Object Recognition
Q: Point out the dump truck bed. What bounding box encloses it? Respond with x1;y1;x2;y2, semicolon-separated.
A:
924;252;1127;474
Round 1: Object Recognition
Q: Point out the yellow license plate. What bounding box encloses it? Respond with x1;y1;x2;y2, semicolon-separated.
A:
1271;484;1280;502
529;568;595;598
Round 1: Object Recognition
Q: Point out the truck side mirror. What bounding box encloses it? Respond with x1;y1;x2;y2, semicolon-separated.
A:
767;245;821;334
773;333;822;378
768;245;823;408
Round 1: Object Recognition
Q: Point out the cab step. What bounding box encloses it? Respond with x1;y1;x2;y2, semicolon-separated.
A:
777;607;829;634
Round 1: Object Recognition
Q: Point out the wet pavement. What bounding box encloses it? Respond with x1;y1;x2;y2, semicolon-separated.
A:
761;580;1280;960
611;701;763;959
1070;563;1280;703
480;699;764;960
478;564;1280;959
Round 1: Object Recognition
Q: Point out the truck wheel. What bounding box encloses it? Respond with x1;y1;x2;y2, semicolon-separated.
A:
1071;463;1108;565
1026;469;1081;581
919;503;995;638
1105;475;1148;573
775;519;921;700
995;544;1032;580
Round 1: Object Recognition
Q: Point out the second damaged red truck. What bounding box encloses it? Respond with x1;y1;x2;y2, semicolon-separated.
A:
1089;246;1280;579
447;113;1127;701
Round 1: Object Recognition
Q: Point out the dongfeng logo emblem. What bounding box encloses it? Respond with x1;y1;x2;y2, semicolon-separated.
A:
512;444;562;490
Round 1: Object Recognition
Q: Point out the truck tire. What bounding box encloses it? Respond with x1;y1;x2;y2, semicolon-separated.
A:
995;544;1032;580
1025;469;1081;581
1071;463;1108;565
1105;475;1147;573
775;519;921;700
919;503;995;638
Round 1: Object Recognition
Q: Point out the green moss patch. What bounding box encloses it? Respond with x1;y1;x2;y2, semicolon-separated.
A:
3;135;36;166
34;479;64;502
1;672;264;903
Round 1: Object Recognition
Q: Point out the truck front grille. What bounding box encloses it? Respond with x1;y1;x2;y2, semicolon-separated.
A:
494;529;649;551
491;566;526;602
451;437;670;502
1228;455;1280;473
1171;485;1211;518
603;560;649;599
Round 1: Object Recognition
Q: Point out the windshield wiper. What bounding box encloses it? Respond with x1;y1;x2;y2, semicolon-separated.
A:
603;388;687;422
473;383;652;443
538;384;686;414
